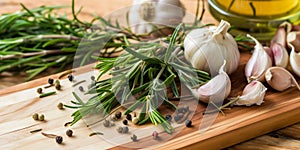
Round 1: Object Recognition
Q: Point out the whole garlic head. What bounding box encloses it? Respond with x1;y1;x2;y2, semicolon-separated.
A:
233;81;267;106
245;34;272;82
193;61;231;103
129;0;185;35
184;20;240;76
289;43;300;77
265;67;300;91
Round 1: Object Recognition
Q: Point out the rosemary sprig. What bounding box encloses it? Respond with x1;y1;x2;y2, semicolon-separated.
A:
66;25;211;133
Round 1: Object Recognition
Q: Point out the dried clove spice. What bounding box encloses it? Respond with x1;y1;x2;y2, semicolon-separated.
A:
41;132;63;144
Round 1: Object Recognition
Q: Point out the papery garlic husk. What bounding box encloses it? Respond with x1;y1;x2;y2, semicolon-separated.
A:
184;20;240;76
232;81;267;106
265;67;300;91
129;0;185;35
289;43;300;77
245;34;272;82
191;61;231;103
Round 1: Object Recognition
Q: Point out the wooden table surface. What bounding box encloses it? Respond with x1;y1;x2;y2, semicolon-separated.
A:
0;0;300;149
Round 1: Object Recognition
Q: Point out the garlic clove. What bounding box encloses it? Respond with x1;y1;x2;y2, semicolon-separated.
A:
265;67;300;91
233;81;267;106
245;34;272;82
289;43;300;77
287;31;300;52
270;42;289;68
195;61;231;103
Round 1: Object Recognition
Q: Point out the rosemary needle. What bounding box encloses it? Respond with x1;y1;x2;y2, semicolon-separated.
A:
72;80;86;87
30;129;42;133
89;132;103;136
39;91;56;98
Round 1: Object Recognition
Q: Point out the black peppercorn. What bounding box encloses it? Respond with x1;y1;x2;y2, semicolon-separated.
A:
66;129;73;137
115;111;122;119
91;76;95;81
126;114;132;121
67;74;74;81
37;88;43;94
122;119;128;125
79;86;84;92
122;126;129;133
55;136;63;144
48;78;54;85
103;119;110;127
165;114;172;122
185;120;192;127
131;134;138;141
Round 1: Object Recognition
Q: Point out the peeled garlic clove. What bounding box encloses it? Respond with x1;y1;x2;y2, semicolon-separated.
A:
245;34;272;82
129;0;185;35
233;81;267;106
195;61;231;103
289;43;300;77
265;67;300;91
270;42;289;68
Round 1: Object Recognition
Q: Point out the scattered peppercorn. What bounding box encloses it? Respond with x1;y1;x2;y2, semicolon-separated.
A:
185;120;192;127
131;134;138;142
123;119;128;125
57;102;64;110
91;76;95;81
165;115;172;122
152;131;158;140
115;111;122;119
37;88;43;94
32;113;39;120
126;114;132;121
55;84;61;90
68;74;74;81
66;129;73;137
48;78;54;85
174;115;181;122
39;114;45;121
122;126;129;133
132;117;139;124
55;136;63;144
79;86;84;92
117;127;123;133
103;119;110;127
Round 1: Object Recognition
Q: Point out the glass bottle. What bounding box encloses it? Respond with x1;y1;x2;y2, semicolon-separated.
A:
208;0;300;40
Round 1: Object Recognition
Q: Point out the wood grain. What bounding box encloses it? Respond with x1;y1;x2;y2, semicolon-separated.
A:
1;0;300;149
1;51;300;149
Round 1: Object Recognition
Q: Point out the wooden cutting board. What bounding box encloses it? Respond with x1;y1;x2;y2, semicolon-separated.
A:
1;51;300;150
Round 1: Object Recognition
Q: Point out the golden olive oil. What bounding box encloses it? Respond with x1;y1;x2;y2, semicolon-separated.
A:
208;0;300;40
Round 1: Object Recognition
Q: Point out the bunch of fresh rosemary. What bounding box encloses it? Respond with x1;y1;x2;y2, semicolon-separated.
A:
0;0;141;80
65;24;211;133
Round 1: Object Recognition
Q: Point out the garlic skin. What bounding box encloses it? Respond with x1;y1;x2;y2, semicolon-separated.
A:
184;20;240;76
270;42;289;68
233;81;267;106
245;34;272;82
129;0;185;35
265;67;300;91
192;61;231;103
287;31;300;52
289;43;300;77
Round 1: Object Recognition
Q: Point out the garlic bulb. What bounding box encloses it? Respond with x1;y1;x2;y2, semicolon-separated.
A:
129;0;185;35
289;43;300;77
184;20;240;76
192;61;231;103
265;67;300;91
245;34;272;82
233;81;267;106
